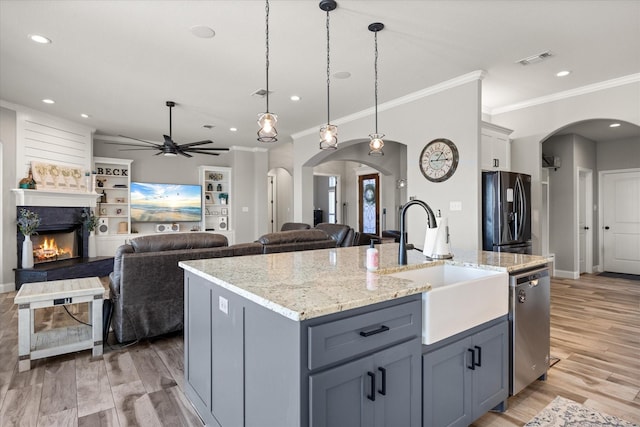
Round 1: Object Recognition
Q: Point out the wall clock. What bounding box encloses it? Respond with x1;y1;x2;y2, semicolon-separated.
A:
419;138;459;182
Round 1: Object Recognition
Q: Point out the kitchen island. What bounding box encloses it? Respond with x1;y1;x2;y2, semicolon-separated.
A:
179;244;550;427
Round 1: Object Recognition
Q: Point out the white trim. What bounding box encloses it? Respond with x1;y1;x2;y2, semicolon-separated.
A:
292;70;487;140
489;73;640;115
12;189;101;207
577;167;593;275
554;269;580;279
0;283;15;294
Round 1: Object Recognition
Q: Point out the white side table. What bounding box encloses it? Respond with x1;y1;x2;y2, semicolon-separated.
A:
14;277;104;372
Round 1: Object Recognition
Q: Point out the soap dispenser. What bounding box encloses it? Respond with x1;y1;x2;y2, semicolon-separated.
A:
366;240;379;271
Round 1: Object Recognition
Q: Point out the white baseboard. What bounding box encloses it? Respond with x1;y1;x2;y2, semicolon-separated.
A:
0;282;16;294
593;264;602;273
555;269;579;279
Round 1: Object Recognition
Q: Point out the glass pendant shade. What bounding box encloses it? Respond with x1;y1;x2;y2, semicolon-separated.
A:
319;124;338;149
369;133;385;156
257;112;278;142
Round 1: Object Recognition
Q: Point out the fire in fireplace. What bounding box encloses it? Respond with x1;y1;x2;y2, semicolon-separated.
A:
31;231;78;264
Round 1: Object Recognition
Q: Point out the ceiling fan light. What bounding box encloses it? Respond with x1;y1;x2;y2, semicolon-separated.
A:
163;151;178;157
319;124;338;150
257;112;278;142
369;133;385;156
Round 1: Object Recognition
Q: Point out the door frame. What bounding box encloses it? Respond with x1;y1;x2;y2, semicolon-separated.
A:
599;167;640;273
577;167;593;274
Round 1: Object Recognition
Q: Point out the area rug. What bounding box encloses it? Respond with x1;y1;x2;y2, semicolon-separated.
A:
525;396;639;427
598;272;640;281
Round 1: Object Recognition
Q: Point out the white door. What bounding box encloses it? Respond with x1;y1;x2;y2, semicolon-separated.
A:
602;170;640;274
578;169;592;274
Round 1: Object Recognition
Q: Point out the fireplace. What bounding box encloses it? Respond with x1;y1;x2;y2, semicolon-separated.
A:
16;206;88;266
32;230;79;264
14;205;114;290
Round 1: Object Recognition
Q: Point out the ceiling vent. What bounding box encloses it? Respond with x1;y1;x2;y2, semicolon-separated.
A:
251;88;272;98
516;50;553;66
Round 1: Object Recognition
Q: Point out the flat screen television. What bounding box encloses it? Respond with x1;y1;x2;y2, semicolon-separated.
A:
130;182;202;222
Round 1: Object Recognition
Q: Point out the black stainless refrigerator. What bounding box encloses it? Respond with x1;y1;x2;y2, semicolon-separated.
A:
482;171;532;254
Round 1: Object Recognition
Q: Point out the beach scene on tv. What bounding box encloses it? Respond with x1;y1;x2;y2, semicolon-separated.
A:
130;182;202;222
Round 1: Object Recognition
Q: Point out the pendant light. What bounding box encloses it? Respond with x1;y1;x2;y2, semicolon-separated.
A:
257;0;277;143
319;0;338;150
368;22;385;156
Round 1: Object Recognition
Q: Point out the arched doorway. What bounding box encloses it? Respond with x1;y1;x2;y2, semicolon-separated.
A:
540;119;640;277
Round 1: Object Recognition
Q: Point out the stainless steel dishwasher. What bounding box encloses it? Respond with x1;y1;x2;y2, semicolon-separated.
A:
509;265;550;395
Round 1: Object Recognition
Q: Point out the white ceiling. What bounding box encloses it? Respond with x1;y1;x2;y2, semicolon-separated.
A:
1;1;639;152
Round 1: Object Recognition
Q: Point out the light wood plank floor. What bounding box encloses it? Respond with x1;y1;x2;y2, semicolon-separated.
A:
0;273;638;426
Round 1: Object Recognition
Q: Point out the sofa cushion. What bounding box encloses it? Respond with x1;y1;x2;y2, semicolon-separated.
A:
314;223;352;246
257;229;330;245
229;242;264;256
280;222;311;231
130;232;228;253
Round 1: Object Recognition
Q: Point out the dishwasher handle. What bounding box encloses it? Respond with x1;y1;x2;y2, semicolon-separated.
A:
510;266;549;286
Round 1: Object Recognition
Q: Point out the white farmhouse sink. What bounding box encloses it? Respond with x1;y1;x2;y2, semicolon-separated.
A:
388;264;508;344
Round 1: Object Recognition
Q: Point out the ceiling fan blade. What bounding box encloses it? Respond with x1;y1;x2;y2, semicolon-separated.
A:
104;141;163;149
179;140;214;148
186;147;229;152
177;149;193;158
187;150;220;156
118;135;161;146
116;147;161;151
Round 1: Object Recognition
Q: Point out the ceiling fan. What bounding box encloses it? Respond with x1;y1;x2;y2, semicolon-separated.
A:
106;101;229;157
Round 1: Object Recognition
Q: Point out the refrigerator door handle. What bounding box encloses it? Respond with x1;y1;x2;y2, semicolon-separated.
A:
514;176;526;240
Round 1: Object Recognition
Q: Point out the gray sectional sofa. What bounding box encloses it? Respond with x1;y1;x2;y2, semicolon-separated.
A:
109;224;355;343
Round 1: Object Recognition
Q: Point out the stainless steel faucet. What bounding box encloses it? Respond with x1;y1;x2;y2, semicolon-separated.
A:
399;199;437;265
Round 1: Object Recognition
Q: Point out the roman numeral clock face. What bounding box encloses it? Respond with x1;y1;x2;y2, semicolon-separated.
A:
419;138;459;182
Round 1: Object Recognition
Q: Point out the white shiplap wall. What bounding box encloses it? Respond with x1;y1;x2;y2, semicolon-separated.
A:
15;107;94;179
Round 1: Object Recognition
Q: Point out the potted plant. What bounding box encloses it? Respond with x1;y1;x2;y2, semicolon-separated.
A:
82;208;99;257
218;192;229;205
17;208;41;268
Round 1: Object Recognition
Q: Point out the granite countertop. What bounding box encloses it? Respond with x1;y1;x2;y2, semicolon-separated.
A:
179;243;551;322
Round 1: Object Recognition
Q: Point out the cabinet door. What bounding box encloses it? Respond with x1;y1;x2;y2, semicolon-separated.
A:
309;355;376;427
422;337;472;427
184;274;213;412
481;130;511;171
375;339;421;427
211;287;244;427
471;321;509;418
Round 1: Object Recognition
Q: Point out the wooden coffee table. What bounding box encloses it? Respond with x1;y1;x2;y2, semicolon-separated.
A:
14;277;104;372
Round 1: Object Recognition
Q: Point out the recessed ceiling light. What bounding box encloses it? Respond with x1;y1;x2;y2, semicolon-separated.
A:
609;123;621;128
333;71;351;79
80;113;90;118
290;95;301;101
190;25;216;39
556;70;571;77
229;127;238;132
29;34;51;44
42;99;55;104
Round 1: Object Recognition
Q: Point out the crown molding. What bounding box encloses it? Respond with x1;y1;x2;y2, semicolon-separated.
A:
489;73;640;116
292;70;487;140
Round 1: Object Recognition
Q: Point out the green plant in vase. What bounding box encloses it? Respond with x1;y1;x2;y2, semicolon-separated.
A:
218;193;229;205
81;208;99;233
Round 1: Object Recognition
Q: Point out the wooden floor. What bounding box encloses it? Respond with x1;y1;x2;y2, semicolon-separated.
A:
0;273;638;426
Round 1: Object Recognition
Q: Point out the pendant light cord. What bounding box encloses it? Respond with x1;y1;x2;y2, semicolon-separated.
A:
374;30;379;134
265;0;270;113
326;9;331;125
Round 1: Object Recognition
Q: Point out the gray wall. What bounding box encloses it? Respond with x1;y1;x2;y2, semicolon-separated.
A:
1;107;17;289
597;136;640;170
544;135;574;271
313;175;330;223
294;77;483;252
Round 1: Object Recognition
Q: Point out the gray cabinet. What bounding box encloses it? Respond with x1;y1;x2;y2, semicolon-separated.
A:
310;338;421;427
422;318;508;427
184;269;422;427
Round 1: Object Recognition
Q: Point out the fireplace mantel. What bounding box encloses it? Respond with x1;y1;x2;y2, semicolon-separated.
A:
12;189;101;207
